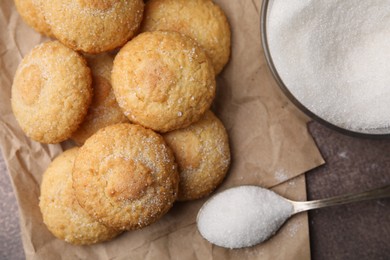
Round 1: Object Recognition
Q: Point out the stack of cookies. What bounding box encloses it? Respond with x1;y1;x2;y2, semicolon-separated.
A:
12;0;231;245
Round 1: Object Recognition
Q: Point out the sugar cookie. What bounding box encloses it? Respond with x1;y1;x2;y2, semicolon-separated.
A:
14;0;53;37
72;123;179;231
11;41;92;143
112;31;216;133
41;0;144;53
141;0;231;74
39;148;121;245
163;111;230;201
71;53;128;145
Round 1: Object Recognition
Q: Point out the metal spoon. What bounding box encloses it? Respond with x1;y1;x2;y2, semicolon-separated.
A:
197;185;390;249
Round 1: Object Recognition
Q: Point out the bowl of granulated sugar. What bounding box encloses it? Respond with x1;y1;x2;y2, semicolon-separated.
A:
261;0;390;136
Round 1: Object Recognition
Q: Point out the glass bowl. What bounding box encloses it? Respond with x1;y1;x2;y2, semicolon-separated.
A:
260;0;390;138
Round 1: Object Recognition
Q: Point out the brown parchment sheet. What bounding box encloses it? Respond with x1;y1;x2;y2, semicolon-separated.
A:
0;0;325;259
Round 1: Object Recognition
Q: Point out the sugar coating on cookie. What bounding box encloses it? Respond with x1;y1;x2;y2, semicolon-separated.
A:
14;0;53;37
41;0;144;53
39;148;121;245
71;53;128;145
163;111;230;201
11;41;92;144
141;0;231;75
112;31;216;133
72;123;179;231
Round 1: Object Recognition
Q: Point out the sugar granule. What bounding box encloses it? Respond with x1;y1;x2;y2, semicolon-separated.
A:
197;186;293;249
267;0;390;131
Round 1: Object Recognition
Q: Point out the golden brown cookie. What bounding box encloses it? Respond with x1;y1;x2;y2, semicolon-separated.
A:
71;53;128;145
72;123;179;231
111;31;216;133
39;148;121;245
14;0;53;37
11;41;92;144
140;0;231;75
163;111;230;201
41;0;144;53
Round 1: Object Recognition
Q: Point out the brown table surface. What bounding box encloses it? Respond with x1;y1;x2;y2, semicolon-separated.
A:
0;121;389;260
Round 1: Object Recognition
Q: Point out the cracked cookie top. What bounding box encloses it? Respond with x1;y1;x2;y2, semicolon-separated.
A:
11;41;92;143
141;0;231;75
41;0;144;53
72;123;179;231
112;31;216;133
163;111;230;201
39;147;122;245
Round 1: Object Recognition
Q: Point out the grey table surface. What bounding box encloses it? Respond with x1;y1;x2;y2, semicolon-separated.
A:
0;151;25;260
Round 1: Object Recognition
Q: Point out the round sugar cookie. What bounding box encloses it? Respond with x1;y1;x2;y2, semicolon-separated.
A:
71;54;128;145
72;123;179;231
11;41;92;144
112;31;216;133
163;111;230;201
14;0;53;37
39;148;121;245
41;0;144;53
141;0;231;75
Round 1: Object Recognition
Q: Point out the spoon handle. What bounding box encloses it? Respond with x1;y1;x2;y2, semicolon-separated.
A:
292;185;390;214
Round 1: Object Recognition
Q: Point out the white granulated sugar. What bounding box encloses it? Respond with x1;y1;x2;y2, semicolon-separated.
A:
197;186;293;249
275;168;288;183
267;0;390;131
287;221;301;238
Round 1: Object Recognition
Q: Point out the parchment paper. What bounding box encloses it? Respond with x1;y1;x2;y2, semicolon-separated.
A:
0;0;324;259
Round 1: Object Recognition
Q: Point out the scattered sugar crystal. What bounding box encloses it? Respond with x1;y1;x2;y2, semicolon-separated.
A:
267;0;390;131
197;186;293;249
275;168;288;183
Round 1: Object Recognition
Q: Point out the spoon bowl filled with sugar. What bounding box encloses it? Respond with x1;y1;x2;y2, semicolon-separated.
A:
196;185;390;249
